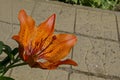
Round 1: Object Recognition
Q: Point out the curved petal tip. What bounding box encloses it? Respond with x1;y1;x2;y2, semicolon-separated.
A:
66;35;77;47
18;9;27;22
46;14;56;27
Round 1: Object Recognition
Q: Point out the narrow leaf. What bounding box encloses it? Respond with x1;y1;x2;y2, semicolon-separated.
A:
0;76;14;80
0;41;4;55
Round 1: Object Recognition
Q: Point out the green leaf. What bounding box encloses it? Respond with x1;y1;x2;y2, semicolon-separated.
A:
0;48;18;67
3;45;12;54
0;56;10;67
3;45;13;60
11;48;18;55
0;41;4;55
0;66;4;73
10;48;18;60
0;76;14;80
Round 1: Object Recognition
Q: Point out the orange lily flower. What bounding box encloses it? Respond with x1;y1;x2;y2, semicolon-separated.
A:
12;9;77;69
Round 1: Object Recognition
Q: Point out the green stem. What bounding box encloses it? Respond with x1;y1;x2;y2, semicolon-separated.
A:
8;62;27;69
1;58;27;76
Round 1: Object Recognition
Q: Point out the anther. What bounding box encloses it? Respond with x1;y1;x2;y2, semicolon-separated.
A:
52;35;57;40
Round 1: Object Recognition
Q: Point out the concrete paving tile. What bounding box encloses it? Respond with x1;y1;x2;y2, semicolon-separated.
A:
46;70;68;80
5;25;20;48
0;22;12;42
0;0;12;23
12;0;35;24
0;0;35;24
70;73;106;80
104;41;120;76
0;54;7;60
88;76;105;80
11;65;68;80
11;65;49;80
70;73;89;80
0;24;19;49
32;2;75;32
72;36;120;79
75;9;118;40
4;69;13;77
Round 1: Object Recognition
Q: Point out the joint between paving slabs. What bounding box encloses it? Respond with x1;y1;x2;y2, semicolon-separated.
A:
73;8;77;33
30;0;37;17
67;48;74;80
115;14;120;43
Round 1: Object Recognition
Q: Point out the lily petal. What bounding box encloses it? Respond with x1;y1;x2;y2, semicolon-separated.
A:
55;59;78;66
40;34;77;62
12;9;35;46
32;14;56;46
38;14;55;36
35;59;77;69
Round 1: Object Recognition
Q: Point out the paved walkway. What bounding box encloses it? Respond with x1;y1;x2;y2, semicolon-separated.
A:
0;0;120;80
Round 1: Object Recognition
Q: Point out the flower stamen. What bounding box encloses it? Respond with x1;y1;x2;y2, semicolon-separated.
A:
36;35;56;58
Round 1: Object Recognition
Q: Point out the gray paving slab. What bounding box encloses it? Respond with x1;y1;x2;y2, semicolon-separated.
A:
0;24;19;49
75;9;118;41
70;73;89;80
0;0;35;24
0;22;12;42
0;0;12;23
11;65;69;80
46;70;68;80
32;1;75;33
12;0;35;24
11;65;49;80
70;73;105;80
5;24;20;48
73;35;120;80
